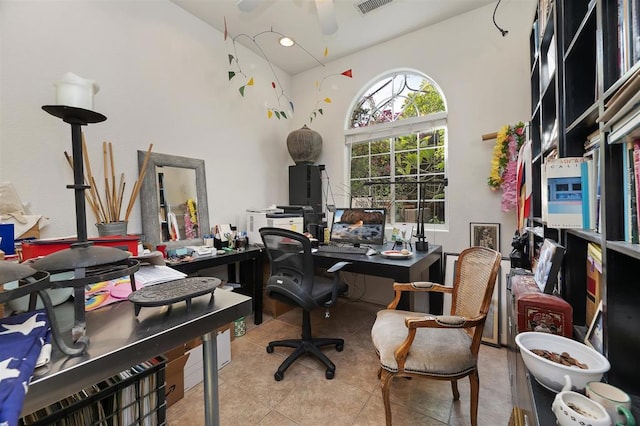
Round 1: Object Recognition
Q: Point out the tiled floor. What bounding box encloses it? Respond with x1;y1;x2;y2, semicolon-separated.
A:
167;298;512;425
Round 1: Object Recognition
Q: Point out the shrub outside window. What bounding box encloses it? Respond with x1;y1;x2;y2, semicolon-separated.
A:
346;72;447;226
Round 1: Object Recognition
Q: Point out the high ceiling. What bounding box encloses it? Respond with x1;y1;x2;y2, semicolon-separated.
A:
171;0;499;75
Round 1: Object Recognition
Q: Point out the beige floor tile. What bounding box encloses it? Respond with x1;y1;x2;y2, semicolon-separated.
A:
167;298;512;426
274;379;370;426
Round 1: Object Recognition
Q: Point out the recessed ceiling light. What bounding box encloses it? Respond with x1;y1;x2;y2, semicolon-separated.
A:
279;36;295;47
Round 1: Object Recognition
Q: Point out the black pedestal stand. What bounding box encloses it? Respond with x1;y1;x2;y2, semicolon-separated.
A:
36;106;139;355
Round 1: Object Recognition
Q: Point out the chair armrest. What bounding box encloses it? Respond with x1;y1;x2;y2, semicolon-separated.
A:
325;261;351;308
405;314;485;329
387;282;453;309
327;261;351;273
393;313;485;369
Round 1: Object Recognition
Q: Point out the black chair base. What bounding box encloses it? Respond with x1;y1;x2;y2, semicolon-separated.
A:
266;310;344;380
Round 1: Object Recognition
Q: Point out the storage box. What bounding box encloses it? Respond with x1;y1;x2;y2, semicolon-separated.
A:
262;262;294;318
21;235;140;260
165;353;189;407
512;274;573;337
182;326;232;393
263;290;294;318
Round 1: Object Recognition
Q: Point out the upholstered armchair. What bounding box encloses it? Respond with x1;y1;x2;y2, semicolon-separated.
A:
370;246;501;426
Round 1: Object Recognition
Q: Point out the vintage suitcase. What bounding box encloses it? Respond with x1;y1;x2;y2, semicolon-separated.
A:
511;274;573;337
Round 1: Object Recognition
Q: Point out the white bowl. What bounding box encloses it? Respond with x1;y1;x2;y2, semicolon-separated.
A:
515;331;610;392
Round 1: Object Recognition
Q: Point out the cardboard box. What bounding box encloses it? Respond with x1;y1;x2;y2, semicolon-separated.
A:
165;353;189;408
263;290;294;318
164;345;185;363
182;326;232;393
262;263;294;318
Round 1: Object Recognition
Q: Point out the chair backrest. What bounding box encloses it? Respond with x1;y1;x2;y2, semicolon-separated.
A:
449;246;501;347
260;227;317;309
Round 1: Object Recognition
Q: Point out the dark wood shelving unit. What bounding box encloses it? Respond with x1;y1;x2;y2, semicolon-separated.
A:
510;0;640;423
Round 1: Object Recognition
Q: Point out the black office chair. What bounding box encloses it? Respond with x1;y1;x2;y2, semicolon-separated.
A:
259;227;349;381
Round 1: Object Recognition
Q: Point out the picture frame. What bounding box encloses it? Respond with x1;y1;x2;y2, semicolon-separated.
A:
533;238;565;294
442;252;501;347
585;301;604;354
499;258;510;346
443;252;459;311
482;261;501;347
470;222;500;252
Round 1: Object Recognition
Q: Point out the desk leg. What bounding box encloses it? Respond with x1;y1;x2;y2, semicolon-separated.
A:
239;257;263;325
202;331;219;426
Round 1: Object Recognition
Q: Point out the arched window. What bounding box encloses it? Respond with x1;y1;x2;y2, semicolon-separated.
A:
345;71;448;226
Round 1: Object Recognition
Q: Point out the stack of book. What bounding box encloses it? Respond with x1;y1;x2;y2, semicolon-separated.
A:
542;130;603;231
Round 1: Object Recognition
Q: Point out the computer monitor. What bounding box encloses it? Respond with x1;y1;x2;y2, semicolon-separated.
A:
330;208;386;246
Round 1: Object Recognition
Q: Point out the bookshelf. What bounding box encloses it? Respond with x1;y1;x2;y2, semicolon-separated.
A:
525;0;640;402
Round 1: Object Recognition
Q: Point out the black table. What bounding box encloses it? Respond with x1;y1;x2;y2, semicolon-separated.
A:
22;289;252;426
167;246;264;324
313;244;443;312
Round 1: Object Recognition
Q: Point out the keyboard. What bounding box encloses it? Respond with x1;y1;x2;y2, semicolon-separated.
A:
316;245;369;255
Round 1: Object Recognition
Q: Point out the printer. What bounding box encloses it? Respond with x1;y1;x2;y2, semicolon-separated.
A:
246;208;304;245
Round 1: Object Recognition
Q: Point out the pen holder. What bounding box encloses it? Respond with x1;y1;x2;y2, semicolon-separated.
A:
213;238;228;250
234;237;247;251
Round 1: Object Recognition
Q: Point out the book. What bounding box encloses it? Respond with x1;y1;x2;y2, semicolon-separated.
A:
581;145;600;230
545;157;588;229
634;140;640;240
586;242;602;325
623;142;638;242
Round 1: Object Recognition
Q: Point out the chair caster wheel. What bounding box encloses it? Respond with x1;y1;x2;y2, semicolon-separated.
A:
325;369;335;380
266;345;274;353
336;344;344;352
274;371;284;381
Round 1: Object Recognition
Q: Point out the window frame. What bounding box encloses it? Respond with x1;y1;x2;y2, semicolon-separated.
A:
344;71;449;229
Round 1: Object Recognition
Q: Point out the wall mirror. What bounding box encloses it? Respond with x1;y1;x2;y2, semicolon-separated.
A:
138;151;210;250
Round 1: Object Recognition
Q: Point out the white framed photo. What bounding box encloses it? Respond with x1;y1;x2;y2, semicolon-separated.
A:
585;301;604;354
470;222;500;251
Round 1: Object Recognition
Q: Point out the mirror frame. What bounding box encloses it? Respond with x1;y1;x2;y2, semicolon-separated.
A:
138;151;210;250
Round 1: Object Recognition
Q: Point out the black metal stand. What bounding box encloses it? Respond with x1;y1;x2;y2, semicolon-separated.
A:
36;106;140;355
42;105;106;244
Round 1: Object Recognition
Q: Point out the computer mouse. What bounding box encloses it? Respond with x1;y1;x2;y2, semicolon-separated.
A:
366;248;377;256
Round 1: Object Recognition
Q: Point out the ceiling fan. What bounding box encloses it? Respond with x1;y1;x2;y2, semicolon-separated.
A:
236;0;338;35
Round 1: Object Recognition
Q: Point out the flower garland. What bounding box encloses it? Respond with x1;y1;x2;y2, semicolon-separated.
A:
488;122;526;212
187;199;197;224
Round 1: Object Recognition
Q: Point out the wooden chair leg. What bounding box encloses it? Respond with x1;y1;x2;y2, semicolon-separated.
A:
451;379;460;400
380;369;394;426
469;370;479;426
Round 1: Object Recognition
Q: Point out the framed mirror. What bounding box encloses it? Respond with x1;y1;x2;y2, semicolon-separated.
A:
138;151;210;250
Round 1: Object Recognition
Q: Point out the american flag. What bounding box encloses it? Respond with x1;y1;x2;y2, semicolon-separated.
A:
0;310;51;426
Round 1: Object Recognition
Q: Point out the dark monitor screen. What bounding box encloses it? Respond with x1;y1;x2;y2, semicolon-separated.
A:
330;208;386;246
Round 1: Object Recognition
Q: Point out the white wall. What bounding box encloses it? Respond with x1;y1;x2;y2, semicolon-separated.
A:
291;1;536;257
1;0;536;259
0;0;292;239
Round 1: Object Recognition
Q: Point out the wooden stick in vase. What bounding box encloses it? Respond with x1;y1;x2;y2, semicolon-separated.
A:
82;133;108;223
124;143;153;221
116;172;125;220
102;141;113;222
109;142;117;216
91;176;109;224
